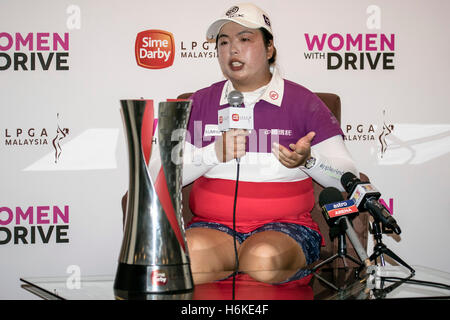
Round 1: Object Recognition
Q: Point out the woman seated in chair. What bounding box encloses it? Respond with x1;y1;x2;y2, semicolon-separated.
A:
181;3;359;285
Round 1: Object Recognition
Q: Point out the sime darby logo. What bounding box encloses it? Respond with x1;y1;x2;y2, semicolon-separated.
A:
135;30;175;69
151;270;167;286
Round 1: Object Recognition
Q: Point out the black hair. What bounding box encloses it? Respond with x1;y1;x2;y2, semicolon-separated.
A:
259;28;276;65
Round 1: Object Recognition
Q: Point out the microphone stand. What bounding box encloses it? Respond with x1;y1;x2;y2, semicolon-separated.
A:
312;218;364;291
371;271;414;299
359;218;415;276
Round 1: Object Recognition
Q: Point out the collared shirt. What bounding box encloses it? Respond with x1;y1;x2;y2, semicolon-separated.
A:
186;69;343;178
219;67;284;107
184;71;345;234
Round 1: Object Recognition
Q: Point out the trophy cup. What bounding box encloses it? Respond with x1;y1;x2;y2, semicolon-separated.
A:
114;99;193;299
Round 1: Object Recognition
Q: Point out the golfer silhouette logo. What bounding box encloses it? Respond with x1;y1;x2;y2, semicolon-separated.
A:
52;113;69;163
379;110;394;159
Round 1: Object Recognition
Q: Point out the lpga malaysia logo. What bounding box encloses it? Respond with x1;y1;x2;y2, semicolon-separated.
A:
3;114;69;164
344;109;394;159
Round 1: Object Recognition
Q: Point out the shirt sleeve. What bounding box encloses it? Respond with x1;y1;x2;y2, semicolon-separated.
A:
302;92;343;146
182;141;220;186
300;135;359;191
182;90;221;186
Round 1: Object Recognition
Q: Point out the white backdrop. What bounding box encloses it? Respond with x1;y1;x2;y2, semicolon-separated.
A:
0;0;449;299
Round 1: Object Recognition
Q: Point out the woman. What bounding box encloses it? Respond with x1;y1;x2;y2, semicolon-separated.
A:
182;3;359;284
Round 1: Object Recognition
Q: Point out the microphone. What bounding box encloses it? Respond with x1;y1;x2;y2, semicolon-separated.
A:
218;90;253;132
228;90;244;107
319;187;359;225
218;90;253;164
341;172;401;235
319;187;370;265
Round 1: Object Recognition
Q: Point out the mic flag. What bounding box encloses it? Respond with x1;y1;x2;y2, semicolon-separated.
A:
319;187;359;226
341;172;401;235
318;187;370;265
218;90;254;132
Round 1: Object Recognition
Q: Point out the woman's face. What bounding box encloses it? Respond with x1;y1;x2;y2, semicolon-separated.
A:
217;22;273;92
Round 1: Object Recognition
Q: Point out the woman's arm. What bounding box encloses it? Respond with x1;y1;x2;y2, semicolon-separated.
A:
273;134;359;191
300;135;359;191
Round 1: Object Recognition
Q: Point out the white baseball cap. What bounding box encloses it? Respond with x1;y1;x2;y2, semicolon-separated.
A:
206;3;273;42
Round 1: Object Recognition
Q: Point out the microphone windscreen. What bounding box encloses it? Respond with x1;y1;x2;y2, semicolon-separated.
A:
319;187;344;207
340;171;358;193
227;90;244;107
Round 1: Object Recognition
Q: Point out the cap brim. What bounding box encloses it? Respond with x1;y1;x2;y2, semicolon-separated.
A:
206;18;264;42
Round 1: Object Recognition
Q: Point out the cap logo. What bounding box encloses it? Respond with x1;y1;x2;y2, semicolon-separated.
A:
226;6;239;17
225;6;244;19
263;14;271;27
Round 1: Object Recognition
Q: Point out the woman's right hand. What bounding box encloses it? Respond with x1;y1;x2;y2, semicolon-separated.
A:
214;129;249;162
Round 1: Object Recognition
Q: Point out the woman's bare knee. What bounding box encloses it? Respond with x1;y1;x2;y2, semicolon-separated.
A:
186;228;239;273
238;231;306;283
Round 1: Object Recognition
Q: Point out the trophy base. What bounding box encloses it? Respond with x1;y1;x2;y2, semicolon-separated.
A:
113;262;194;299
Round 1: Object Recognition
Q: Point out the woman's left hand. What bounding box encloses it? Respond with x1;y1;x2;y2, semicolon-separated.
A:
272;131;316;168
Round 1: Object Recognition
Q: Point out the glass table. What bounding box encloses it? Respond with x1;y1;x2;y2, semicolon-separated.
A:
20;265;450;300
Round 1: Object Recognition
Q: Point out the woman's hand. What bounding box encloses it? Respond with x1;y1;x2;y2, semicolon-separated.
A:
272;131;316;168
215;129;249;162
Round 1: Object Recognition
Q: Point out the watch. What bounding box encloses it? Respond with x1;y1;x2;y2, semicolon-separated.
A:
304;156;316;169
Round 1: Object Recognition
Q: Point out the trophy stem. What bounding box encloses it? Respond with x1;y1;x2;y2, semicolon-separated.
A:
114;99;193;298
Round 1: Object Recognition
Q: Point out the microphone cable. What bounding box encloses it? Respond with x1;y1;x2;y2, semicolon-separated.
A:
231;159;240;300
380;276;450;291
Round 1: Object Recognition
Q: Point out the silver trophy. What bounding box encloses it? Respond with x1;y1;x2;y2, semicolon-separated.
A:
114;99;193;299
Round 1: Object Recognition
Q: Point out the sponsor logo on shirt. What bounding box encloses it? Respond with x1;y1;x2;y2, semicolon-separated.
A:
204;124;221;137
262;128;293;136
269;91;279;100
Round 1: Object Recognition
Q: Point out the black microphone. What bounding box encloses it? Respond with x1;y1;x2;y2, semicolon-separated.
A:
319;187;370;265
319;187;359;226
341;172;401;235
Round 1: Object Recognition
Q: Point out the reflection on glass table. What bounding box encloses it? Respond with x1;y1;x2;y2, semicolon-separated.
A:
20;265;450;300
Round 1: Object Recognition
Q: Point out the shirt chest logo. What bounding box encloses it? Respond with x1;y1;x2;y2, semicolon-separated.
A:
263;128;293;136
269;90;279;100
204;124;221;137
